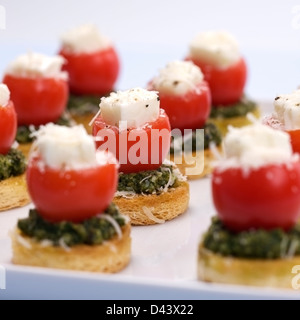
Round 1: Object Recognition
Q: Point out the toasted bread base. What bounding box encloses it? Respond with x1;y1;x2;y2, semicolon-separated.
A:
114;181;189;226
198;245;300;289
71;113;94;135
170;147;222;180
0;174;31;211
11;223;131;273
209;107;261;136
17;143;32;159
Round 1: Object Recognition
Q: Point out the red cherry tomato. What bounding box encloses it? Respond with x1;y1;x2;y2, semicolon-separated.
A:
286;129;300;154
59;47;120;95
3;75;68;126
212;163;300;232
0;100;17;154
26;155;118;223
187;57;247;106
149;82;211;132
92;109;171;174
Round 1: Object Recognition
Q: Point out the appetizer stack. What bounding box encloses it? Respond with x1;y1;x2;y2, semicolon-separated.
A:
0;84;30;211
59;24;120;133
149;60;222;179
3;52;69;156
198;124;300;288
187;30;260;135
12;124;131;273
92;87;190;225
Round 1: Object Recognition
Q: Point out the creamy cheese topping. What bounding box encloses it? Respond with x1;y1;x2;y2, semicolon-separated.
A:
99;88;160;130
216;124;295;171
61;24;111;54
189;30;241;69
5;52;67;79
31;123;115;170
273;90;300;130
152;60;204;96
0;84;10;107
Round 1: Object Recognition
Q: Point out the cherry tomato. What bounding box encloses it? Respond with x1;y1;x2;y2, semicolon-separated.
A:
3;75;68;126
26;155;118;223
212;163;300;232
0;100;17;154
187;57;247;106
59;47;120;95
149;81;211;132
286;130;300;154
93;109;171;174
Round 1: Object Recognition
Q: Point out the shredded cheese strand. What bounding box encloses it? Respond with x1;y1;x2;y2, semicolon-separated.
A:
100;214;123;240
142;206;165;224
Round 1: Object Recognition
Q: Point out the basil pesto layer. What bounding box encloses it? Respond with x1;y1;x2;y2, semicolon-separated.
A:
0;149;26;181
16;113;74;144
67;94;101;116
210;97;257;119
170;122;222;154
118;164;180;195
203;217;300;259
18;204;126;247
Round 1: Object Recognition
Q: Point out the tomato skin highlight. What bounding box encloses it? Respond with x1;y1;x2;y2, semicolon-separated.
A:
92;109;171;174
212;163;300;232
0;100;17;155
187;57;247;106
151;82;211;132
26;156;118;223
3;75;68;126
59;47;120;95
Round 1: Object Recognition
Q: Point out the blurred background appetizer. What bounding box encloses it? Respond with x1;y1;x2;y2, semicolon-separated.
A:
3;52;69;156
198;123;300;288
263;89;300;154
12;124;131;273
149;60;222;179
59;24;120;133
187;30;259;135
92;87;189;225
0;84;30;211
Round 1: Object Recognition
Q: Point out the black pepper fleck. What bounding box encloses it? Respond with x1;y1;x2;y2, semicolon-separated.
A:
146;104;149;108
275;96;280;100
157;97;160;101
173;81;179;86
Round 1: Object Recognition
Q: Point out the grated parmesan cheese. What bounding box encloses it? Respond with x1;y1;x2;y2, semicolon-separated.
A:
100;214;123;240
215;123;298;171
17;235;32;250
5;52;67;79
142;206;165;224
151;60;204;96
189;30;241;69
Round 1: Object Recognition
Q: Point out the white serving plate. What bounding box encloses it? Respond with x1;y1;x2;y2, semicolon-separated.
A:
0;101;299;300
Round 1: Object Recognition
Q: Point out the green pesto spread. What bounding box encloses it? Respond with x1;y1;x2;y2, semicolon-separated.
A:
16;113;74;144
17;204;126;247
117;164;180;195
210;97;257;119
0;149;26;181
203;217;300;259
67;94;101;116
170;122;222;154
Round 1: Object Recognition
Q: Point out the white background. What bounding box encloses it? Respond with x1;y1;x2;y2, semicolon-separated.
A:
1;0;300;100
